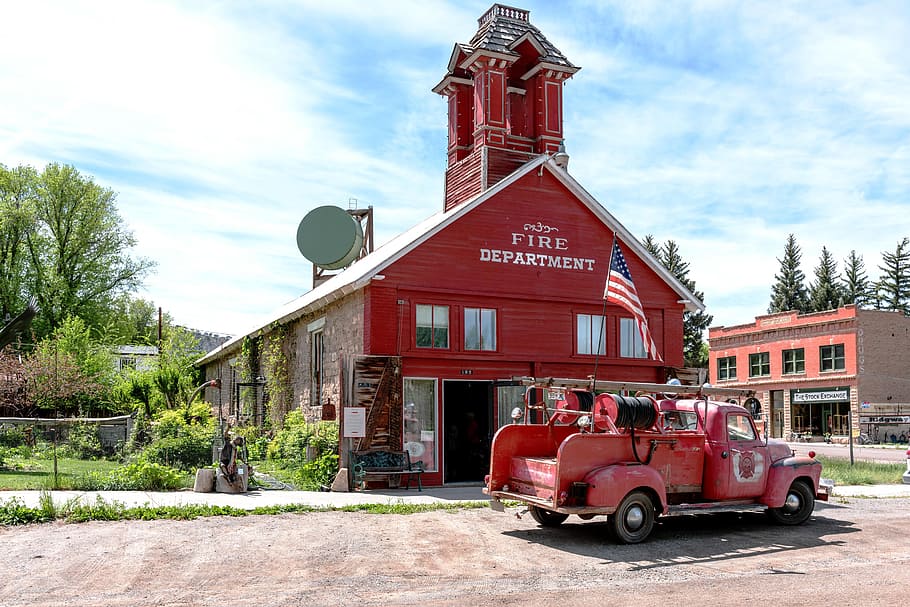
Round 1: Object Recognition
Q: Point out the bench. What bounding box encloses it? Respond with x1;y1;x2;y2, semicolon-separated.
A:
350;449;423;491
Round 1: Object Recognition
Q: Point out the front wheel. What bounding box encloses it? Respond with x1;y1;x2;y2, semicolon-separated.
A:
611;491;655;544
528;506;569;527
767;480;815;525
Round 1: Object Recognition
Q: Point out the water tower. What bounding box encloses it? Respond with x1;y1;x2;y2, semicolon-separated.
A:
297;201;374;288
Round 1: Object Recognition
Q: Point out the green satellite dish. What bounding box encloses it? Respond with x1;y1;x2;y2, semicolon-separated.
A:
297;206;364;270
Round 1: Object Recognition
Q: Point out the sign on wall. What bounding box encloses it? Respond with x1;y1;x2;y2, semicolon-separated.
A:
343;407;366;438
790;387;850;403
478;221;597;273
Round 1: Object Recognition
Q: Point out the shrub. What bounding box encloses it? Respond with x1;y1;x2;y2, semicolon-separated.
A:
0;426;28;448
139;405;216;470
59;423;105;460
75;460;185;491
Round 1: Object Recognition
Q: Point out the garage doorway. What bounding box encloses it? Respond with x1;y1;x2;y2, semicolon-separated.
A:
443;380;492;483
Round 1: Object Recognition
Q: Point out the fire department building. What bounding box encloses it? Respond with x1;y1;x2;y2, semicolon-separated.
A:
708;306;910;443
197;5;703;486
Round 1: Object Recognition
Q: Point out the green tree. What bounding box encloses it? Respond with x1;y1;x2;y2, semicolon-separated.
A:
20;163;155;338
768;234;809;314
876;237;910;314
0;164;38;325
640;235;713;367
808;246;844;312
842;250;873;308
23;317;113;416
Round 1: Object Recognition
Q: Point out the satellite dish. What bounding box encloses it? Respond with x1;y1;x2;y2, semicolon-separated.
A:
296;206;364;270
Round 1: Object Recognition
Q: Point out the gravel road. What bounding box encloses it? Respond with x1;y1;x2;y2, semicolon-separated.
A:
1;496;907;607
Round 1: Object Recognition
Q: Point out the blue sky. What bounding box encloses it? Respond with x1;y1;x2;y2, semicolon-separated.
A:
2;0;909;336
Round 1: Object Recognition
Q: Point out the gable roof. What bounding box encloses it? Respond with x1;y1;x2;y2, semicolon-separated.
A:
197;155;704;365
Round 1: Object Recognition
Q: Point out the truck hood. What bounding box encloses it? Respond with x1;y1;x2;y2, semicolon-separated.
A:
767;439;795;463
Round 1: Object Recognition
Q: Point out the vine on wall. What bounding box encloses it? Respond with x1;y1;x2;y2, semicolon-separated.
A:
263;322;292;427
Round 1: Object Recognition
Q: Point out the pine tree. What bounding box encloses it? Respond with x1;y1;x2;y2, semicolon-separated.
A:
640;236;713;368
768;234;809;314
808;246;844;312
842;250;872;308
641;234;661;258
876;237;910;314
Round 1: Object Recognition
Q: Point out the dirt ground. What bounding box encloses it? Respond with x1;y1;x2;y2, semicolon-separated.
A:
1;496;908;607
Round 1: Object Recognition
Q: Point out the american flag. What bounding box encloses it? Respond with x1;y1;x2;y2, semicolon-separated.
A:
603;238;662;361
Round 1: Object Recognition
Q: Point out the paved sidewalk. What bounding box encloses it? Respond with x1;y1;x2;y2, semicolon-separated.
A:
2;483;908;511
0;485;489;510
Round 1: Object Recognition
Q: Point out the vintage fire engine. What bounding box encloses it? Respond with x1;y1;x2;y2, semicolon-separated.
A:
486;377;834;543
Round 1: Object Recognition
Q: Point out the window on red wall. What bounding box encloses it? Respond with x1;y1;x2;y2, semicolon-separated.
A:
465;307;497;351
416;304;449;349
820;344;845;371
717;356;736;380
576;314;605;355
783;348;805;374
619;318;647;359
749;352;770;377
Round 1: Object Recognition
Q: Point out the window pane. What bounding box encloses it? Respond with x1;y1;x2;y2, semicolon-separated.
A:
620;318;646;358
481;308;496;351
727;414;756;441
464;308;480;350
416;304;448;349
403;378;437;472
576;314;604;355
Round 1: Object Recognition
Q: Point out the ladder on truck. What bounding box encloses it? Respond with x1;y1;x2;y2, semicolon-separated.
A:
512;376;755;401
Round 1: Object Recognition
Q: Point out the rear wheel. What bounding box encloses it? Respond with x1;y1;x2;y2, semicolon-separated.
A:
528;506;569;527
611;491;655;544
767;480;815;525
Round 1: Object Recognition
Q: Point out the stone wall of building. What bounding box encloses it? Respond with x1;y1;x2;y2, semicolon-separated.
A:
288;289;365;423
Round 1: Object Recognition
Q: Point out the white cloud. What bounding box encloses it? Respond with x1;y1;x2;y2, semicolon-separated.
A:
2;0;909;335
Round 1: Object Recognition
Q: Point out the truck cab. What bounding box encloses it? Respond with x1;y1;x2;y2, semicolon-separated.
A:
486;377;833;543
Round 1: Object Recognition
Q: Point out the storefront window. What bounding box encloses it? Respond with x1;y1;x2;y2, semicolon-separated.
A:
403;378;438;472
497;385;526;427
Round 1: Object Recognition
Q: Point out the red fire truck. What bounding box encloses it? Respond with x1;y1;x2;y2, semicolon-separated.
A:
485;377;833;543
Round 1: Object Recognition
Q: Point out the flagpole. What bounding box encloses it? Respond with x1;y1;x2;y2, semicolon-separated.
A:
591;233;617;391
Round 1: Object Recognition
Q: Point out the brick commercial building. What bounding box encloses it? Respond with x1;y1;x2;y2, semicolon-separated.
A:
708;305;910;443
198;5;704;486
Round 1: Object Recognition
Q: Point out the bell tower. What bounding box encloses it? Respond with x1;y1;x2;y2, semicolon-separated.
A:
433;4;579;211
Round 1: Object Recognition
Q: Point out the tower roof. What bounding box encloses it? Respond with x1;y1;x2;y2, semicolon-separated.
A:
467;4;575;69
437;4;578;83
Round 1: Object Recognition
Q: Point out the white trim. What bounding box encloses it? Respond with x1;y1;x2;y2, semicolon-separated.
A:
307;317;326;333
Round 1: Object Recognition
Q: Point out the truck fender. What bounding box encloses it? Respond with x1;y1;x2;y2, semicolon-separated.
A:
583;464;668;514
761;457;821;507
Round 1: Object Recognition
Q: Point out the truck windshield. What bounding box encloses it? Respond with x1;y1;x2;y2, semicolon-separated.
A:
662;411;698;430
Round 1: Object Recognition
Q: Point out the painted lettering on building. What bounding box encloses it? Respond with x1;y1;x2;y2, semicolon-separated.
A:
479;222;596;272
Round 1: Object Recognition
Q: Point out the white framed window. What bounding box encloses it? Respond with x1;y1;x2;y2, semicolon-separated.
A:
619;317;647;358
403;378;438;472
416;304;449;349
464;307;497;351
576;314;605;355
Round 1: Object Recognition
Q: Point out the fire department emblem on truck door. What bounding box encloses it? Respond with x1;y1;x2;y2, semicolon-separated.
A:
733;450;764;482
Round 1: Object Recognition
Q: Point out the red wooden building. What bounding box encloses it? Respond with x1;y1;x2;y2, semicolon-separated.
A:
198;4;704;486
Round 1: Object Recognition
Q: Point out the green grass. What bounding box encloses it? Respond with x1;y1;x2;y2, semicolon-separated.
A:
0;457;121;490
0;493;490;526
817;456;905;485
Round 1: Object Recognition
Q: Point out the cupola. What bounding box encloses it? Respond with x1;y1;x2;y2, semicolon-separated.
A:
433;4;579;211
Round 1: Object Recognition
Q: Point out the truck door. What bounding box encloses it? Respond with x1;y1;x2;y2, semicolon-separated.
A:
719;411;769;499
